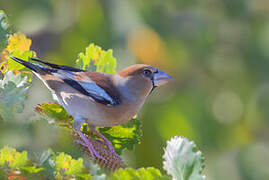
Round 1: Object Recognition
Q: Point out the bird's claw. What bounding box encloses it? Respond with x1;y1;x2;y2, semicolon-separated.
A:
103;141;122;160
75;136;105;161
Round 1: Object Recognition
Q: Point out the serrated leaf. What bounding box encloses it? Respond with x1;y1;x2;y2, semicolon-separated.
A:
6;32;31;54
98;118;142;155
108;167;168;180
76;43;116;74
163;136;206;180
35;103;72;124
52;152;92;179
0;71;30;121
0;10;10;52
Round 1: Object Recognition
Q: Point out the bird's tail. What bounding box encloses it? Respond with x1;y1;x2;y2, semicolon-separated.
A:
31;57;85;72
9;56;55;74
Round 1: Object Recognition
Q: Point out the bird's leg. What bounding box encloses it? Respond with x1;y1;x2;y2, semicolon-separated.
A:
90;126;121;159
73;116;104;160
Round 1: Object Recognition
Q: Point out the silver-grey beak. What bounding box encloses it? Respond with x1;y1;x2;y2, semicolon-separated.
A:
153;69;173;87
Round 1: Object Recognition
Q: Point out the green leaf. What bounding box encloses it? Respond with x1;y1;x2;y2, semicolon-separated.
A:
0;146;42;174
20;166;43;173
163;136;206;180
98;118;142;155
108;167;168;180
0;71;30;121
76;43;116;74
52;152;92;179
35;103;72;125
7;50;35;70
0;10;10;52
0;146;28;168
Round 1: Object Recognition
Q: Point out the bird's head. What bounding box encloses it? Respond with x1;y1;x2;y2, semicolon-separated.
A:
116;64;173;101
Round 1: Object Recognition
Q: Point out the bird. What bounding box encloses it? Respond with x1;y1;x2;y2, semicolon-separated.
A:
10;56;173;159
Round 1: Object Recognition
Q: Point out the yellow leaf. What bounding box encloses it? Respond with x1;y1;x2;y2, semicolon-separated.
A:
6;33;32;54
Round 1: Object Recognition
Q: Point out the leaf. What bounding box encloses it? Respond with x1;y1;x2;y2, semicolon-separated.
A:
0;71;30;121
20;166;43;173
163;136;206;180
6;33;31;54
0;146;28;168
5;33;36;70
98;118;142;155
0;146;42;175
0;10;10;52
52;152;92;179
7;50;35;70
76;43;116;74
108;167;169;180
35;103;73;125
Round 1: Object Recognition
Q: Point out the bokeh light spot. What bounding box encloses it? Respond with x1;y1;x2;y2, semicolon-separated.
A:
212;91;243;123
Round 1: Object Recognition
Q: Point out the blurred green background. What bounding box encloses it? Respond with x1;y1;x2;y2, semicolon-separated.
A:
1;0;269;179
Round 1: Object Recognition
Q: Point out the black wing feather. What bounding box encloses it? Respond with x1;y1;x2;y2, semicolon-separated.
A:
62;78;113;105
31;58;85;72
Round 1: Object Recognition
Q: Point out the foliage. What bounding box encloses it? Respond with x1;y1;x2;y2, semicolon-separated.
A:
163;136;205;180
5;33;36;70
52;152;92;179
0;10;208;180
98;118;142;155
108;167;169;180
0;71;30;121
36;101;143;155
0;146;42;174
0;10;10;52
0;136;207;180
76;43;117;74
35;102;73;127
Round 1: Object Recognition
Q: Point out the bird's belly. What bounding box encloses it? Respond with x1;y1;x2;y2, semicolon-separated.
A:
86;102;140;127
57;91;142;127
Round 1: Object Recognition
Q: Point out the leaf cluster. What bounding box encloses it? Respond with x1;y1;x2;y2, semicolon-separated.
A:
0;10;206;180
0;146;42;178
0;71;30;121
76;43;116;74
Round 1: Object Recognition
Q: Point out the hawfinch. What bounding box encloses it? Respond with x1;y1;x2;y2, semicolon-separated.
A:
10;56;173;159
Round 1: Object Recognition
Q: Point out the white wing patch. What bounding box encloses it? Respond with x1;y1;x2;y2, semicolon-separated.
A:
52;70;115;105
78;81;114;103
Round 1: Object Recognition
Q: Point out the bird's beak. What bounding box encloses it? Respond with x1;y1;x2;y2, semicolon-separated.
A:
153;69;173;87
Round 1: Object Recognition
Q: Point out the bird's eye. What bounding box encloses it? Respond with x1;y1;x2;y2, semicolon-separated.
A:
143;69;152;77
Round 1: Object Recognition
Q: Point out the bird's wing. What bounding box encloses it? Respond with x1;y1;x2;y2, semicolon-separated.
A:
10;56;120;106
53;70;121;106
